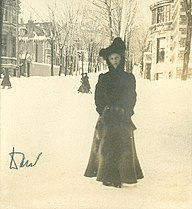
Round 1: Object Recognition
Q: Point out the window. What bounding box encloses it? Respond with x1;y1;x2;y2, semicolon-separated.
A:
157;38;166;63
56;57;59;66
2;35;7;56
12;37;16;57
152;5;171;24
157;6;164;23
12;8;16;24
3;7;8;21
54;44;58;51
45;41;51;48
20;29;27;36
152;9;157;24
47;56;51;64
164;5;171;22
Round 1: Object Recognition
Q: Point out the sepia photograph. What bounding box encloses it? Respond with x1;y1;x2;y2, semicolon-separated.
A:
0;0;192;208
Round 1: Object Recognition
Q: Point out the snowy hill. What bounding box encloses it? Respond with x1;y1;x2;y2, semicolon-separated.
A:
1;67;192;209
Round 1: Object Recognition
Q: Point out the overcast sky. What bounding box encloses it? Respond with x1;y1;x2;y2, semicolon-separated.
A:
20;0;157;23
20;0;85;21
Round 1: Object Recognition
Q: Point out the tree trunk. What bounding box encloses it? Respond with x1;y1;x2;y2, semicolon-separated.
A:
65;47;68;76
88;43;93;73
75;52;78;76
70;55;73;75
120;0;128;39
0;0;4;79
105;0;113;42
51;42;54;76
182;23;192;80
81;52;84;75
125;34;130;72
59;47;63;76
182;1;192;80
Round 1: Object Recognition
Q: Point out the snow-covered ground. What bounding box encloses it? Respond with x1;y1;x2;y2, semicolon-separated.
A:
0;67;192;209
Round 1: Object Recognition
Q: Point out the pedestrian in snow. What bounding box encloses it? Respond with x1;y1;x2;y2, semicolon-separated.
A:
1;68;12;89
78;73;92;94
84;37;144;188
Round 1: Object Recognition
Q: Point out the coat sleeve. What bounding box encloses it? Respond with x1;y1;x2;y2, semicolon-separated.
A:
124;73;137;117
94;74;108;115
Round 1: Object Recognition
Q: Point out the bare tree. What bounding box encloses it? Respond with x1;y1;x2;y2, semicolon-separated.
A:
182;0;192;80
92;0;117;42
92;0;121;42
124;0;137;71
135;29;151;71
48;9;69;76
57;23;69;76
138;31;150;56
77;7;105;73
47;0;111;75
50;1;83;76
91;0;137;72
47;8;59;76
92;0;136;43
63;4;81;75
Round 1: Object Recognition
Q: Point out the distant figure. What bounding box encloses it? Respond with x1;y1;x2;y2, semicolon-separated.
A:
1;68;12;89
78;73;92;94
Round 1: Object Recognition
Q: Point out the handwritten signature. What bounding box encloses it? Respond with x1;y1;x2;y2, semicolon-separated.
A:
9;147;42;170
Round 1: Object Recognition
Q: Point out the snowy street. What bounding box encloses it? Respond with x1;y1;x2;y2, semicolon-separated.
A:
0;67;192;209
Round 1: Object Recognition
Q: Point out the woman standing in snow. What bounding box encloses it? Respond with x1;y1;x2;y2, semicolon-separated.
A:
1;68;12;89
84;37;144;188
78;73;91;93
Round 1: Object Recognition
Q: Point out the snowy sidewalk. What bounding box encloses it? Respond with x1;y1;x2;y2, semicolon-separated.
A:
1;71;192;209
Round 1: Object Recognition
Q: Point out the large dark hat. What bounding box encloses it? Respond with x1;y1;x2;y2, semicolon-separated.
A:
99;37;126;60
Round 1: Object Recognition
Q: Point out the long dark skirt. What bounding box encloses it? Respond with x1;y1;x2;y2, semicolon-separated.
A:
1;75;11;86
84;108;144;184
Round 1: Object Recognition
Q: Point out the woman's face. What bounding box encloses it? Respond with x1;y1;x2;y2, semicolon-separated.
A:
108;53;121;69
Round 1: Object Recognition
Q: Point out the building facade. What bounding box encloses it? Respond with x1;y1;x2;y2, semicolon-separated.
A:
143;0;192;80
18;20;60;76
1;0;20;76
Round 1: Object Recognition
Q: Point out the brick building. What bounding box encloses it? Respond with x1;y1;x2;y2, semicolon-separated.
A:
143;0;192;80
1;0;20;76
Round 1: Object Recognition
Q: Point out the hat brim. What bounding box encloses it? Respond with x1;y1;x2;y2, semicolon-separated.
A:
99;37;126;59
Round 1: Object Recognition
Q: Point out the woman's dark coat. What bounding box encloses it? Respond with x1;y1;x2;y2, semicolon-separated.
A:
78;76;91;93
94;58;136;117
84;57;144;184
1;69;11;87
